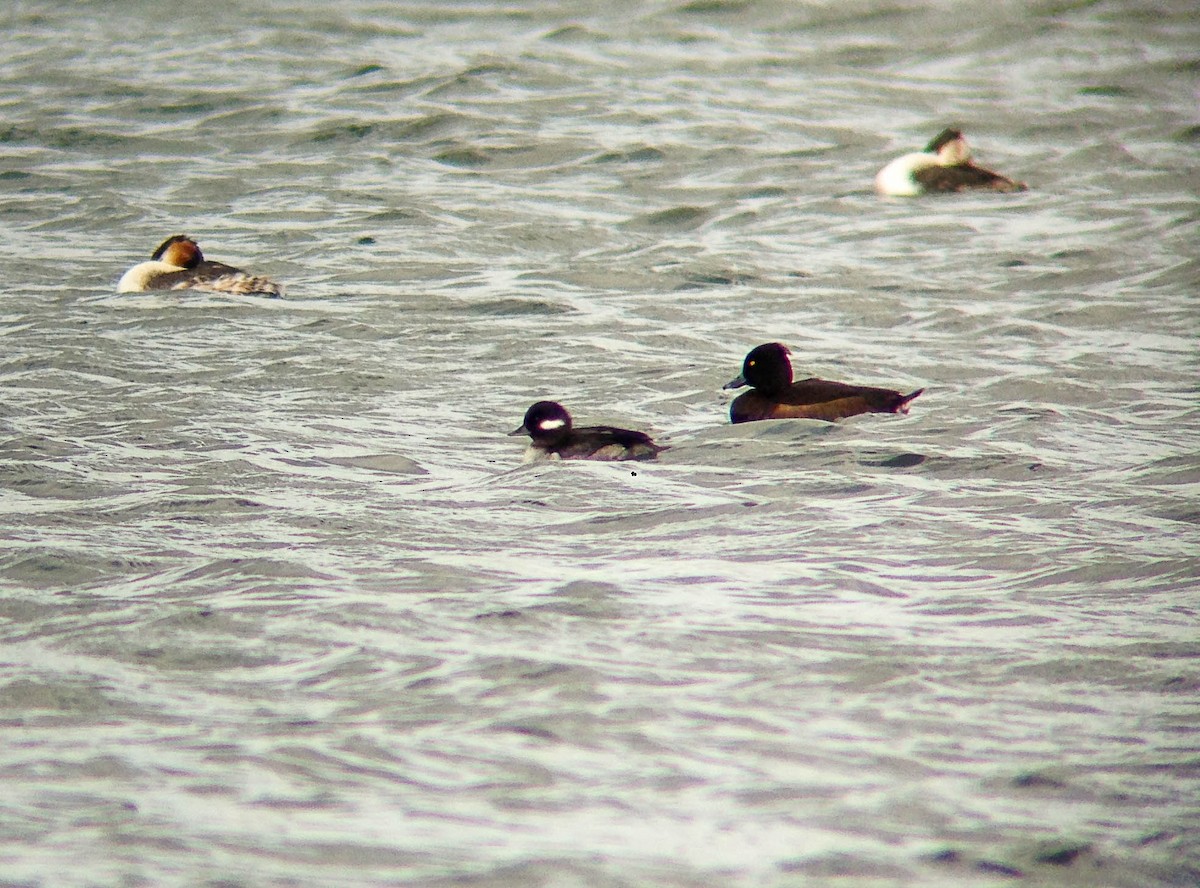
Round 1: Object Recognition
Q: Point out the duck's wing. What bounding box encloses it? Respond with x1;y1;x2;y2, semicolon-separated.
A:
182;273;284;297
769;379;922;421
914;163;1025;193
162;261;283;297
560;426;665;461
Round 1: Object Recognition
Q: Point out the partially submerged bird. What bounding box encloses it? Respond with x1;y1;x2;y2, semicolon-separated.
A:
509;400;666;462
874;129;1026;196
118;235;283;296
724;343;923;424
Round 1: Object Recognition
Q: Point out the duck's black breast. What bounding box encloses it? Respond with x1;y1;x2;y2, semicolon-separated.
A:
546;426;665;461
730;378;922;424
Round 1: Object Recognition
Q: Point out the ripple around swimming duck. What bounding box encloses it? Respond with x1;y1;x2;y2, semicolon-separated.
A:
625;205;713;230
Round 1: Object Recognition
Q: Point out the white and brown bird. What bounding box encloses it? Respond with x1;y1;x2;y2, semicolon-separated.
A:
118;235;283;296
875;129;1026;196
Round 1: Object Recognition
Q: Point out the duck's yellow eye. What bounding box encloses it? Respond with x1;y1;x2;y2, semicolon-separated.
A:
748;360;755;367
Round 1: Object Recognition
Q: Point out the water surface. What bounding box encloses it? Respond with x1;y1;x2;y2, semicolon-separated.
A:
1;1;1198;886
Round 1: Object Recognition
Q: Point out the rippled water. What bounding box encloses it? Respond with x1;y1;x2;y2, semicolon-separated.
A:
2;1;1198;885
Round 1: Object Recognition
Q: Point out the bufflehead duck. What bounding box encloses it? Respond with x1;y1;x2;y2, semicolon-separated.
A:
874;129;1026;196
724;343;923;424
118;235;283;296
509;401;666;462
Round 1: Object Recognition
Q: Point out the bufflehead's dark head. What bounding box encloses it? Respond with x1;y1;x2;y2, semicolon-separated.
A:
724;342;793;394
509;400;572;444
151;235;203;269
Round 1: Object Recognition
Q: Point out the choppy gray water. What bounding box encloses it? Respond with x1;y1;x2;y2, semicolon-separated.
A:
2;1;1198;886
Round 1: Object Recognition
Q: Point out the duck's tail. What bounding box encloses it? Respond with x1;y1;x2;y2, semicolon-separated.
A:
894;388;924;414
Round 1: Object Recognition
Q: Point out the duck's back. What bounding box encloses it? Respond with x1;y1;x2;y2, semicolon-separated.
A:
731;378;922;423
914;163;1025;193
552;426;665;461
173;261;282;296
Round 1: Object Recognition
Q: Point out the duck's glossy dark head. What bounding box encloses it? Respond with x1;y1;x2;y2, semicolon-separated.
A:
724;342;794;394
509;400;572;444
151;235;203;268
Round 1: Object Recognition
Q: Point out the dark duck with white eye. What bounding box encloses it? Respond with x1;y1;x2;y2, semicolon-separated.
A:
508;400;666;462
118;235;283;297
724;343;923;424
875;129;1026;197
